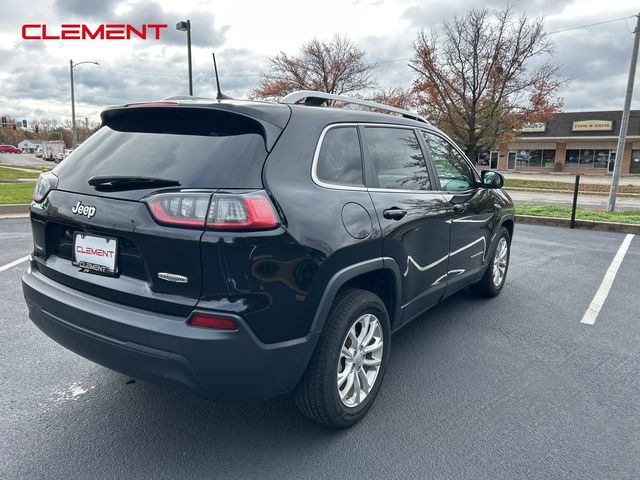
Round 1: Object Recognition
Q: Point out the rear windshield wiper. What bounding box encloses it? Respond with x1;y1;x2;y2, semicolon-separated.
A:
88;175;180;191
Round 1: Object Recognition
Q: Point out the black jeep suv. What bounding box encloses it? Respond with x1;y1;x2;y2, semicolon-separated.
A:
22;91;514;427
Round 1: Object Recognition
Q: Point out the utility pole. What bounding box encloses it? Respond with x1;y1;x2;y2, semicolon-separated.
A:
69;59;99;149
70;59;76;148
608;13;640;211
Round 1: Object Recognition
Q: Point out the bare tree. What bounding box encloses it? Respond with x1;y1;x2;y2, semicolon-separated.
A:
254;35;377;100
370;87;417;110
410;7;563;162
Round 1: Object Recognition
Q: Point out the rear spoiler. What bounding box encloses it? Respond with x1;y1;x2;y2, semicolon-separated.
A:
100;103;290;152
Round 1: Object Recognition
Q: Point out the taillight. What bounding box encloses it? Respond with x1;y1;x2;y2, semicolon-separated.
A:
145;190;280;230
207;192;279;229
146;192;211;227
188;313;238;331
33;171;58;203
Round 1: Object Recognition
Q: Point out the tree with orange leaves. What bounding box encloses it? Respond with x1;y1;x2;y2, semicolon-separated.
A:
254;35;376;101
410;7;563;162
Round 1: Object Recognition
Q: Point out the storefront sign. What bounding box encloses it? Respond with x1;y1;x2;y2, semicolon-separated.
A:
519;122;546;132
572;120;613;132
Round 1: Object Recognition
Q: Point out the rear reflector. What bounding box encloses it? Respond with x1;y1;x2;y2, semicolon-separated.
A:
189;314;239;331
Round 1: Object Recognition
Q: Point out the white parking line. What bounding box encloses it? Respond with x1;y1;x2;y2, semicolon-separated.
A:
581;234;635;325
0;255;29;273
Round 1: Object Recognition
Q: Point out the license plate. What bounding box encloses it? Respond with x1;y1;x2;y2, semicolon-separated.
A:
72;233;118;275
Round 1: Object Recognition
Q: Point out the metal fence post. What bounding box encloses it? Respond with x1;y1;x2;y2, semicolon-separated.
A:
570;175;580;229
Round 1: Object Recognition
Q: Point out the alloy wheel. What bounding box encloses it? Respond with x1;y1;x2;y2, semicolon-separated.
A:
492;237;508;287
337;313;384;408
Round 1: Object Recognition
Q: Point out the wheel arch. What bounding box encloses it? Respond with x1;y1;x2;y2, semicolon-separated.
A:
310;258;402;333
500;215;515;240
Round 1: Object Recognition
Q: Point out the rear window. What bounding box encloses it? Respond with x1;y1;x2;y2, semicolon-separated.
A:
55;108;269;190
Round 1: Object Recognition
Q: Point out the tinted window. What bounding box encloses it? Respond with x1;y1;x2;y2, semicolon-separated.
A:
55;108;268;191
316;127;363;186
422;132;476;192
365;127;430;191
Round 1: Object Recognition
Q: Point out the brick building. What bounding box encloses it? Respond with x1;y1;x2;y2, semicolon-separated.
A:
479;111;640;175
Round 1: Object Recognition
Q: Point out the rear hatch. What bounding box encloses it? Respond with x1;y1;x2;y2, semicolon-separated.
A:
30;103;290;316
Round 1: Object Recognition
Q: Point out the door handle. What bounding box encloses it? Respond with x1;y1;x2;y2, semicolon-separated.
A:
383;208;407;220
451;204;467;213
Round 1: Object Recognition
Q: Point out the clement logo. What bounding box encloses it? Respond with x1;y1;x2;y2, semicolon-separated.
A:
22;24;168;40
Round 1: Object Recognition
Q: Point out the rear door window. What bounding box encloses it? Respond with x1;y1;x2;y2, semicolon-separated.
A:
315;126;363;186
364;127;431;191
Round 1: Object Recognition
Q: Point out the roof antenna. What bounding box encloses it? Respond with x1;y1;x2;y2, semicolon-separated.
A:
212;52;232;100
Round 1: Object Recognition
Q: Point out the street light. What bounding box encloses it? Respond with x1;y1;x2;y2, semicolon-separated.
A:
70;59;99;148
176;20;193;95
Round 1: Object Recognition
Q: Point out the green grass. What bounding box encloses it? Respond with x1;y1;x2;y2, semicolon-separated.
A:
505;178;640;195
0;166;41;181
0;183;35;204
516;203;640;225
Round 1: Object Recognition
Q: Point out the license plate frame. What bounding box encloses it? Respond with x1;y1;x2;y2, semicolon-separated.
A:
72;232;118;276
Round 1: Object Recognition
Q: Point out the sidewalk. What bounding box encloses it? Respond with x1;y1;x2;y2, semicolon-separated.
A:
507;190;640;211
502;171;640;186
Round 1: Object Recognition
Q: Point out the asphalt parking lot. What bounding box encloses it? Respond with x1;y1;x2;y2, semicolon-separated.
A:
0;152;52;167
1;219;639;479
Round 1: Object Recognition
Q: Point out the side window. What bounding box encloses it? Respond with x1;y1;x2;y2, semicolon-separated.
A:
422;131;476;192
316;127;363;186
364;127;431;191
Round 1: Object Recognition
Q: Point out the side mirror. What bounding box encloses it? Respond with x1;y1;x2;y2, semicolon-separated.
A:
481;170;504;189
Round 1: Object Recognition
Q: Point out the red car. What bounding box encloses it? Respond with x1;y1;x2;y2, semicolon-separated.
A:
0;145;23;153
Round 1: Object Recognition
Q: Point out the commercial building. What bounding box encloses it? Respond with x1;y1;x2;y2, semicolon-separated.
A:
16;140;65;158
17;139;43;153
479;111;640;175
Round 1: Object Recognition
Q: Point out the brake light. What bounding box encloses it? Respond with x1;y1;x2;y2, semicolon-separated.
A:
207;192;279;229
146;190;279;230
127;102;178;108
188;314;238;330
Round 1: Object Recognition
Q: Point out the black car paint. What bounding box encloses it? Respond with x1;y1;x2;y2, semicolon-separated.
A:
22;99;514;401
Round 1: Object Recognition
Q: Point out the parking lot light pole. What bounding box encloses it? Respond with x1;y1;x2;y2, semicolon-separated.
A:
176;20;193;95
70;59;99;149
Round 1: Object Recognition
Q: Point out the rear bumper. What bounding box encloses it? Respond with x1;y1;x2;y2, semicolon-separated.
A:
22;261;318;401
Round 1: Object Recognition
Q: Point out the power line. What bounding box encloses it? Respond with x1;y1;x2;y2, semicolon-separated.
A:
547;16;632;35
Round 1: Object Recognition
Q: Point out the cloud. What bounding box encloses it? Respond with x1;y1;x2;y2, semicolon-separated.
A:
122;1;229;47
55;0;118;18
0;0;231;120
401;0;575;29
1;0;639;121
0;41;269;122
359;33;415;91
53;0;229;47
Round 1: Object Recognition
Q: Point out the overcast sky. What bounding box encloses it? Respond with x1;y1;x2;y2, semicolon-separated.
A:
1;0;639;123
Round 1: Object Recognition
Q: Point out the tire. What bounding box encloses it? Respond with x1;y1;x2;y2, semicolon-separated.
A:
472;226;511;297
295;288;391;428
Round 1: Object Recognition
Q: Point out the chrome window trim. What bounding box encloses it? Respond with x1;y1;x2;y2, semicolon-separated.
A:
311;123;367;191
312;122;443;194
